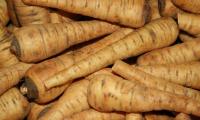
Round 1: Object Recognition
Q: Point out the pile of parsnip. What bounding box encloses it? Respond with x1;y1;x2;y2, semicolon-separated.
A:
1;0;200;120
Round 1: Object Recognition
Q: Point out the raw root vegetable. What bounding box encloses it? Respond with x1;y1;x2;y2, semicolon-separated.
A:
178;12;200;37
0;24;19;68
23;0;151;28
6;0;50;26
0;0;9;25
144;114;173;120
44;17;178;89
149;0;161;20
158;0;183;18
112;60;200;101
27;102;55;120
179;34;199;42
135;62;200;90
126;113;144;120
0;62;32;95
88;74;200;116
172;0;200;13
23;28;131;103
65;109;125;120
137;40;200;65
174;113;191;120
50;12;73;23
38;79;90;120
11;20;119;62
0;88;30;120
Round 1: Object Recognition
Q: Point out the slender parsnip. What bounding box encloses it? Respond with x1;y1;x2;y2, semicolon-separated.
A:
112;60;200;101
23;0;151;28
38;79;90;120
23;28;132;103
44;17;178;89
65;109;125;120
172;0;200;13
11;20;119;62
0;88;30;120
135;62;200;89
137;40;200;65
88;74;200;116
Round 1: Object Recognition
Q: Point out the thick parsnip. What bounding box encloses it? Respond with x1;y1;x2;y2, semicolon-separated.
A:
0;0;9;25
6;0;50;26
178;12;200;37
137;40;200;65
65;109;125;120
23;0;151;28
126;113;144;120
44;17;178;89
88;74;200;116
174;113;191;120
0;62;32;95
0;88;30;120
11;20;119;62
112;60;200;101
38;79;90;120
23;28;132;103
135;62;200;89
172;0;200;13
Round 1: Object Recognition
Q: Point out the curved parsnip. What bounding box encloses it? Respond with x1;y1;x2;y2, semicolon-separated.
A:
88;74;200;116
112;60;200;101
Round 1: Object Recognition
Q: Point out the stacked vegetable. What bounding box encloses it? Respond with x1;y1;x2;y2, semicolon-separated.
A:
1;0;200;119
